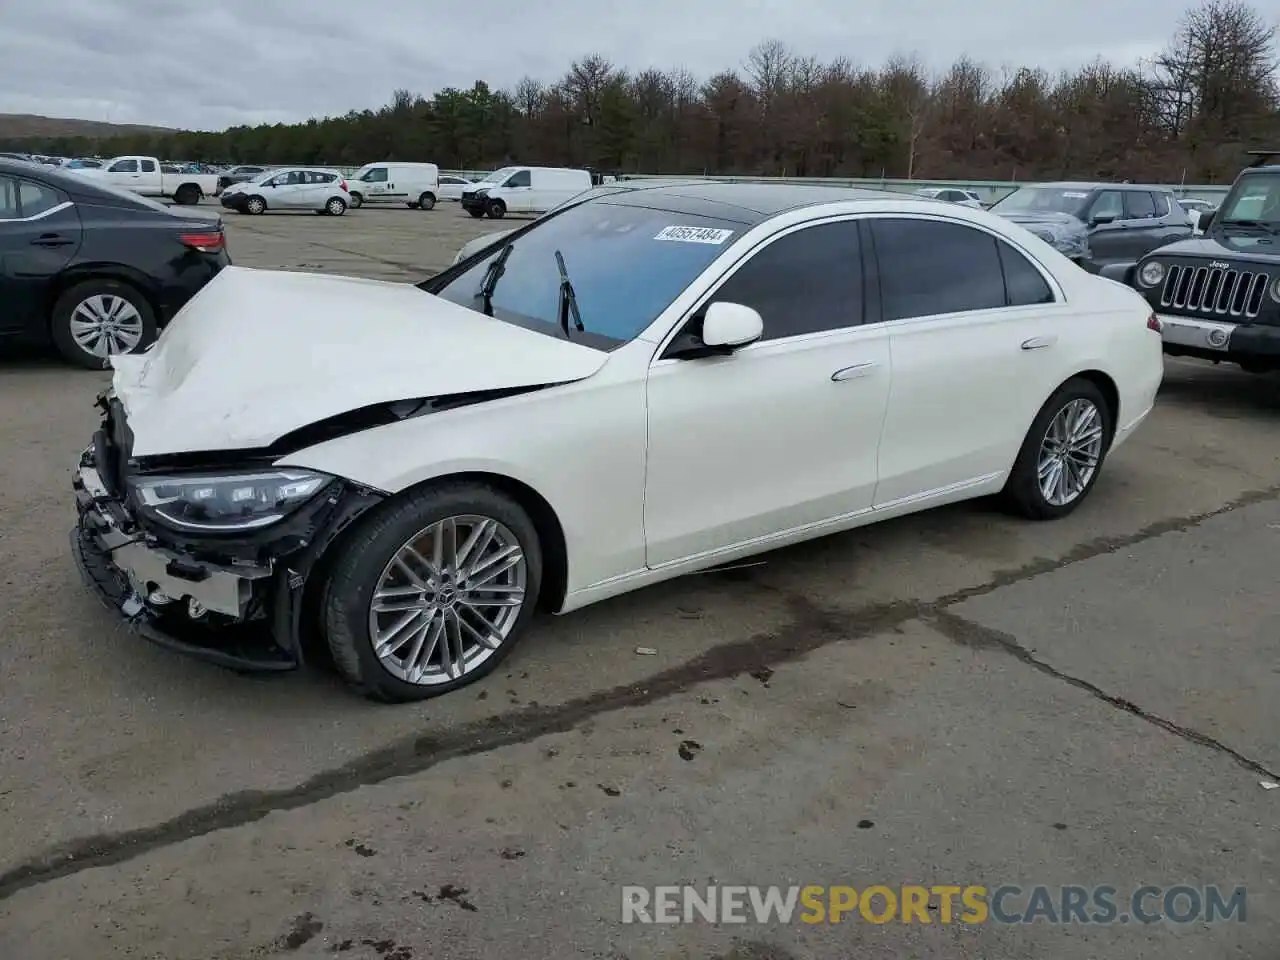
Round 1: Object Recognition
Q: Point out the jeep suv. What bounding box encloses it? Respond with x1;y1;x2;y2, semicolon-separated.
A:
1129;152;1280;373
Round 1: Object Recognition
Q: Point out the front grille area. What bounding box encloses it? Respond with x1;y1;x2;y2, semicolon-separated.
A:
1159;264;1271;320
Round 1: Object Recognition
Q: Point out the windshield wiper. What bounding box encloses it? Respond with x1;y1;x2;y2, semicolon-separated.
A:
477;242;514;315
1219;219;1279;234
554;249;584;337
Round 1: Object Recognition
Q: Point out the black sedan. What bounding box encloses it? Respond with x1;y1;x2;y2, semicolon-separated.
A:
0;158;230;369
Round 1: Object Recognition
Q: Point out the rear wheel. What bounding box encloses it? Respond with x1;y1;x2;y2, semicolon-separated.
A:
325;196;347;216
322;482;542;703
349;192;364;209
173;184;201;205
468;208;485;219
245;195;266;215
50;279;157;370
487;199;506;219
418;192;436;211
1001;377;1112;520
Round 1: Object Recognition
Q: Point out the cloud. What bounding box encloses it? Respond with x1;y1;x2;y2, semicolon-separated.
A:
0;0;1183;130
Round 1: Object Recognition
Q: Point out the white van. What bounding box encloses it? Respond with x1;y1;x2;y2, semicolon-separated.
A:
347;161;440;210
460;166;592;219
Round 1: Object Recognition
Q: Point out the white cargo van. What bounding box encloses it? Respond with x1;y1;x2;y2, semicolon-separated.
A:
347;162;440;210
460;166;592;218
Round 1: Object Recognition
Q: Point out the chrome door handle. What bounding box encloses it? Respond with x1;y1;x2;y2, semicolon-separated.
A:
1021;336;1057;350
831;361;879;381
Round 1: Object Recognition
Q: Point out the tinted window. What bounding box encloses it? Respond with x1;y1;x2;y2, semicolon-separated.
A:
0;177;18;218
139;159;157;173
432;200;743;346
706;221;862;340
1089;191;1123;220
997;241;1054;306
0;178;61;219
108;159;138;173
1153;192;1173;216
507;170;532;188
1125;191;1156;219
871;219;1006;321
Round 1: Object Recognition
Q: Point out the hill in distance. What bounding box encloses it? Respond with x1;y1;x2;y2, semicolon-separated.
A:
0;113;175;141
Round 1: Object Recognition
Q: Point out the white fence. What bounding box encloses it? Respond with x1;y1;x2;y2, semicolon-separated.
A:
321;166;1230;204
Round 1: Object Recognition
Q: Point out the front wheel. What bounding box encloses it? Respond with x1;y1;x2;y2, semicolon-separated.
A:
487;199;506;219
50;279;158;370
1001;377;1112;520
245;195;266;215
467;208;485;219
349;192;364;209
322;482;543;703
418;192;436;211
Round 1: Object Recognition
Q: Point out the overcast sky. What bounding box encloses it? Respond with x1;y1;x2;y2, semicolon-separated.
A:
1;0;1183;131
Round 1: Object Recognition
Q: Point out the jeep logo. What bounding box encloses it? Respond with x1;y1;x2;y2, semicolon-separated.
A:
1209;260;1230;269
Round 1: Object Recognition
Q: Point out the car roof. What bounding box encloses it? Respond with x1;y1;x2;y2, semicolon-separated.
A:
588;180;905;225
1034;181;1170;192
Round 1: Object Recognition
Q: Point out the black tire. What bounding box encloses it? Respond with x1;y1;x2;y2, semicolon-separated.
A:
173;183;201;206
418;191;436;211
1001;377;1113;520
50;278;158;370
349;192;364;209
487;199;506;219
322;481;543;703
468;208;485;219
245;195;267;215
325;196;347;216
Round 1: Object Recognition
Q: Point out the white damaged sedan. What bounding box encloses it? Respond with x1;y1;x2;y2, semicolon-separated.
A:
72;182;1164;702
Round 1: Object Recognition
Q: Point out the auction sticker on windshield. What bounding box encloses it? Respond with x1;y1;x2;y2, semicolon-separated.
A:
654;225;735;244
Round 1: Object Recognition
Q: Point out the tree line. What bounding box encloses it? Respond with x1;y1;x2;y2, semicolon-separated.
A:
8;0;1278;184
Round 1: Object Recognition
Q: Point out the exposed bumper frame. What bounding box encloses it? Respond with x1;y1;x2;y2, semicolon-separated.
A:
71;446;385;674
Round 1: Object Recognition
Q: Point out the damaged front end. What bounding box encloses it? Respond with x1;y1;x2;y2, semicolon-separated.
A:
71;392;385;672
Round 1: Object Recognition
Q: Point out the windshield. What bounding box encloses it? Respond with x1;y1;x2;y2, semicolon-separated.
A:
480;167;516;184
249;169;279;185
1217;173;1280;228
429;199;743;347
990;187;1090;217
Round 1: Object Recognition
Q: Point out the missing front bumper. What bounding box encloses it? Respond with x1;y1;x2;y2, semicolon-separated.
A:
70;448;384;675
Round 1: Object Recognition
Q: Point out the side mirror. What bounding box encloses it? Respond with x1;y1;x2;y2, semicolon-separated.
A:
1090;214;1116;226
702;301;764;349
667;301;763;360
1198;210;1215;231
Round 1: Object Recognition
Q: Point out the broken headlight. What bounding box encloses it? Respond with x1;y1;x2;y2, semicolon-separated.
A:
129;469;333;533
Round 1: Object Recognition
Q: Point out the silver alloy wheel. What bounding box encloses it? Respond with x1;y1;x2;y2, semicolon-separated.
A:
69;294;145;358
247;197;265;214
326;197;345;215
368;514;528;685
1037;398;1104;507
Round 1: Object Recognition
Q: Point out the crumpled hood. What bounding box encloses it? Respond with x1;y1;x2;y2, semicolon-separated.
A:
112;266;608;457
1141;233;1280;266
992;210;1090;259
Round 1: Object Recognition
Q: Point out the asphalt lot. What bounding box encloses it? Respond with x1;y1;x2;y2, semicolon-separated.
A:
2;202;1279;959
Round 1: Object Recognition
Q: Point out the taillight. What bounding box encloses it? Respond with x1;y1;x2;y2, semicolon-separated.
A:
340;179;348;192
179;230;225;253
1147;313;1162;332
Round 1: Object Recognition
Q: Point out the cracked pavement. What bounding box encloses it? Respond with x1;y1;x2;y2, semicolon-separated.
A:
2;206;1279;959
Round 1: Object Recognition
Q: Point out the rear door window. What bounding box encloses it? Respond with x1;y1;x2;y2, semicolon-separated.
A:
869;218;1008;320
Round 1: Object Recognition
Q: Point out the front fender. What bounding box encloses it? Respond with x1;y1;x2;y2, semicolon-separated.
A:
1098;261;1137;286
273;377;650;597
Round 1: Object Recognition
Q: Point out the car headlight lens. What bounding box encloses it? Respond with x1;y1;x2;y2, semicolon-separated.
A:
1138;261;1166;287
129;469;332;532
1271;276;1280;303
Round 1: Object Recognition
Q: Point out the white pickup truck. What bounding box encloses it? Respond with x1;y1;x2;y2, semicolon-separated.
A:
70;155;220;206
